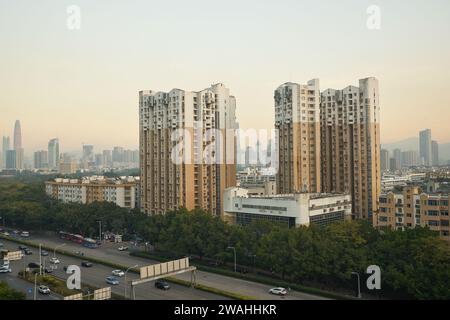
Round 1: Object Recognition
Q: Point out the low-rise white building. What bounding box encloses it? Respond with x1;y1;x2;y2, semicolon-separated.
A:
45;176;139;209
223;187;352;227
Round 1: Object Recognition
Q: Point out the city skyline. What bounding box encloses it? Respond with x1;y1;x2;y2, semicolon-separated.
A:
2;0;450;152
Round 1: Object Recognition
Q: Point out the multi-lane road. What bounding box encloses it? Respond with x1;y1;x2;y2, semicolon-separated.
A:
1;239;226;300
2;233;329;300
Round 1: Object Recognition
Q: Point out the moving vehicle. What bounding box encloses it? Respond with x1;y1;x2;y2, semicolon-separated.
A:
49;257;60;264
106;276;119;285
81;261;93;268
117;246;128;251
19;245;28;250
38;285;50;295
0;243;3;248
20;231;30;238
0;265;12;273
28;262;40;269
112;270;125;277
41;250;49;256
23;249;33;255
155;280;170;290
268;287;288;296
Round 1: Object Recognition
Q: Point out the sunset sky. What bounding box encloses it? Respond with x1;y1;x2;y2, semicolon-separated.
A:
1;0;450;155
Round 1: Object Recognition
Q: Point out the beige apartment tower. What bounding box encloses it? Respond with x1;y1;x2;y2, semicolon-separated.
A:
274;79;321;194
320;77;381;220
139;83;237;217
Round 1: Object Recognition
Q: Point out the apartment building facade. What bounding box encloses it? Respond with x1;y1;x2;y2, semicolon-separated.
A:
139;83;237;217
274;79;321;194
320;78;381;220
45;176;138;209
373;186;450;244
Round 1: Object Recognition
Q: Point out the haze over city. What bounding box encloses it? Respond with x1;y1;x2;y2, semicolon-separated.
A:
1;0;450;154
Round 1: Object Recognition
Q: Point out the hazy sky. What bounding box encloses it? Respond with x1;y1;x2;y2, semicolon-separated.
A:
1;0;450;155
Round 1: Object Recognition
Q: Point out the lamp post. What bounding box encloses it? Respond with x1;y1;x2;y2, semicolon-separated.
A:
124;264;138;299
39;244;42;276
54;243;66;259
227;246;236;273
351;271;362;299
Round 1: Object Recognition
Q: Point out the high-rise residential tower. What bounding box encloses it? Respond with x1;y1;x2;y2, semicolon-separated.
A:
419;129;432;166
380;149;389;172
48;138;59;170
320;77;381;220
431;140;439;166
139;83;237;217
274;79;321;194
13;120;24;169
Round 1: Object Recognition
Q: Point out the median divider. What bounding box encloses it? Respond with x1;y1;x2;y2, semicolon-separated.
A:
0;235;253;300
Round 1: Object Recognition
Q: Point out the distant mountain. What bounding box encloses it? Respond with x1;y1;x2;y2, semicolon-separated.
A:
381;137;419;153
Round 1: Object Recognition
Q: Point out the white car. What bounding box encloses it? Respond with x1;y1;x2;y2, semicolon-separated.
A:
112;269;125;277
117;246;128;251
269;287;288;296
49;257;60;264
0;266;12;273
38;285;51;295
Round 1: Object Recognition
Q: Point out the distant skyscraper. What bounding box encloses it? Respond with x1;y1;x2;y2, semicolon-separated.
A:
13;120;22;150
34;150;48;169
401;150;419;167
82;145;94;162
112;147;124;163
321;78;381;220
13;120;24;169
431;140;439;166
6;150;16;169
48;138;60;170
1;136;10;169
419;129;432;166
103;150;112;167
95;153;104;167
380;149;389;172
275;79;321;194
393;149;401;170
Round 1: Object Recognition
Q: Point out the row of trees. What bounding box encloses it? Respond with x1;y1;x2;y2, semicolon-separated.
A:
0;282;26;300
1;178;450;299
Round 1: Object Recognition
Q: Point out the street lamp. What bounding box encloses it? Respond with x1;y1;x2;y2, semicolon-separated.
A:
39;244;42;276
227;246;236;273
351;271;362;299
124;264;138;299
54;243;66;259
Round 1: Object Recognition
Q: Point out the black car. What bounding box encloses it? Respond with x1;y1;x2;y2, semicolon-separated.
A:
81;261;93;267
19;245;28;250
23;249;32;255
28;262;40;269
155;280;170;290
32;267;52;274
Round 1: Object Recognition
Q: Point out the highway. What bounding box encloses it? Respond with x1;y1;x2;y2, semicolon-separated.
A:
0;271;61;300
1;239;227;300
4;233;329;300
